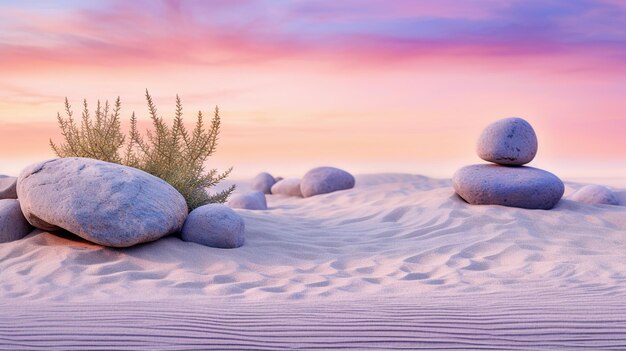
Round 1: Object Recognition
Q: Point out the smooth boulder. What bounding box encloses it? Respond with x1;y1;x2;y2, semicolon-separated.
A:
300;167;355;198
570;184;619;206
0;199;32;243
17;158;188;247
251;172;276;194
271;178;303;197
477;117;538;166
0;175;17;199
227;191;267;210
181;204;245;248
453;164;564;210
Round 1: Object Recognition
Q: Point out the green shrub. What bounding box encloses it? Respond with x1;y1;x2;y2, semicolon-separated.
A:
51;90;235;211
50;97;126;164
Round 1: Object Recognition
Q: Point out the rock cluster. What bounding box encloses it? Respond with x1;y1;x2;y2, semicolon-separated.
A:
453;117;564;210
0;158;249;249
227;167;355;211
258;167;355;198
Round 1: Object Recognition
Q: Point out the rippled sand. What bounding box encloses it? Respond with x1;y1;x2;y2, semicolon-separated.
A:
2;173;626;348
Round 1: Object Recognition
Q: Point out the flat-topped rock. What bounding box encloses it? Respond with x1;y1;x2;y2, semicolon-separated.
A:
181;204;245;248
227;191;267;210
477;117;538;166
251;172;276;194
453;164;564;210
300;167;355;198
0;175;17;199
570;184;620;206
271;178;303;197
0;199;32;243
17;158;188;247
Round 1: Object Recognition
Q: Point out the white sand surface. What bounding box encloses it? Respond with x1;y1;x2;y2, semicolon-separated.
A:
2;173;626;349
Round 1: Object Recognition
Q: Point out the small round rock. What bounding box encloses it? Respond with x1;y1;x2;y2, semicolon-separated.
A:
477;117;538;166
453;164;564;210
0;199;32;243
181;204;245;248
300;167;355;198
570;184;620;206
251;172;276;194
271;178;303;197
227;191;268;210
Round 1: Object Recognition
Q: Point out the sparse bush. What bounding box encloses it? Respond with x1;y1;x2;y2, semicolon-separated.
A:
51;90;235;211
51;98;125;164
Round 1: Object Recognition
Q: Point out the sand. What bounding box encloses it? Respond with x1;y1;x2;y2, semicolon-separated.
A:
2;173;626;349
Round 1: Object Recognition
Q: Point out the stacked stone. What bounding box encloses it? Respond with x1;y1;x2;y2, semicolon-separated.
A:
453;117;564;210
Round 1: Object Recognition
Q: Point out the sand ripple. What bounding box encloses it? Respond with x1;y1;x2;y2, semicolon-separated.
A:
1;295;626;350
1;174;626;302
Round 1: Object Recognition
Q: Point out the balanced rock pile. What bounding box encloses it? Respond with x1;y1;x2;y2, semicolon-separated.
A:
453;117;564;210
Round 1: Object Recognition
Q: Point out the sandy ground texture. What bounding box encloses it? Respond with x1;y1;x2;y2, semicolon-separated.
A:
2;173;626;349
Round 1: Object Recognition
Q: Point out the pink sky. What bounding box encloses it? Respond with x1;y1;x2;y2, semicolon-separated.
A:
1;0;626;178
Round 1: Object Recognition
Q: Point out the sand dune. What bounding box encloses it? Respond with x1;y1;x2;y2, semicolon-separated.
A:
2;173;626;348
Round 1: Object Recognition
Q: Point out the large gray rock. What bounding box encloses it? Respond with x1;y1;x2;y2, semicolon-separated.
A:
17;158;188;247
181;204;245;248
0;175;17;199
477;117;538;166
570;184;619;206
227;191;267;210
453;164;564;210
251;172;276;194
0;199;32;243
271;178;303;197
300;167;355;198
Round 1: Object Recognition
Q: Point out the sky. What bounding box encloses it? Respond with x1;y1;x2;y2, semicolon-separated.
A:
1;0;626;179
